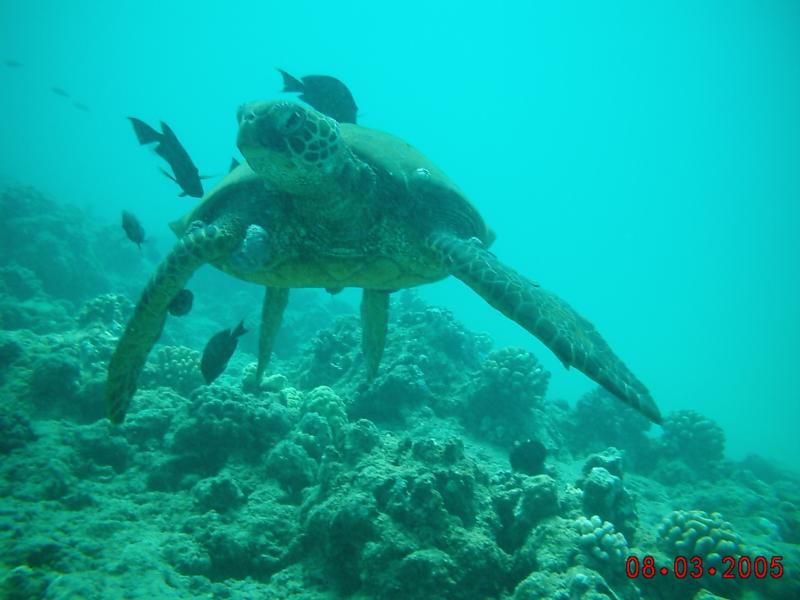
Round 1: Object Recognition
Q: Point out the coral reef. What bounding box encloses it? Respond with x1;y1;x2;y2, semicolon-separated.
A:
352;362;433;421
657;410;726;480
1;190;799;599
394;304;490;373
0;187;112;302
575;515;629;567
0;409;36;453
141;344;204;397
164;386;295;479
0;295;73;333
512;565;623;600
299;316;362;388
657;509;751;596
657;509;745;568
76;292;133;332
465;346;550;444
192;473;247;513
493;473;561;552
509;438;547;476
566;388;654;471
0;264;43;300
0;334;23;385
28;351;81;409
576;448;638;540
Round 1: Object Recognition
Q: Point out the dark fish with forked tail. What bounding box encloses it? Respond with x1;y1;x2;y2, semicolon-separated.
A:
121;210;145;248
200;320;247;384
128;117;207;198
277;69;358;124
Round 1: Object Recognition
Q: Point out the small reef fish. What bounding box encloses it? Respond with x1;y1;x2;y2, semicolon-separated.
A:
3;59;23;68
278;68;358;124
167;289;194;317
128;117;206;198
121;210;145;248
73;101;90;112
229;157;240;172
51;86;70;98
200;320;247;384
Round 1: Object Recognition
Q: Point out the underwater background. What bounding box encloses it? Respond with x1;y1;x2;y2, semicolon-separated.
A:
1;1;799;598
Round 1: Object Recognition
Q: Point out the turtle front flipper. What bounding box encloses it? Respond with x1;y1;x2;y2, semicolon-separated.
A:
429;233;662;424
361;289;390;379
256;286;289;383
106;219;244;423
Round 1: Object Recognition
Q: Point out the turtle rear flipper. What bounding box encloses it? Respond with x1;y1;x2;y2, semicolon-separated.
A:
106;219;244;423
430;232;662;424
361;289;390;379
255;286;289;384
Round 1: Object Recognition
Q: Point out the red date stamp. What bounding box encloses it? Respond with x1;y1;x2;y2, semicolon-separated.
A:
626;555;784;579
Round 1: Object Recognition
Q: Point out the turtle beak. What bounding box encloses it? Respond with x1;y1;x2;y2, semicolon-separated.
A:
237;101;272;127
236;102;260;150
236;101;279;152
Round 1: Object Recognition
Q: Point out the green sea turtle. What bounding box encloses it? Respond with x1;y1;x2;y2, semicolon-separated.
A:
105;100;662;425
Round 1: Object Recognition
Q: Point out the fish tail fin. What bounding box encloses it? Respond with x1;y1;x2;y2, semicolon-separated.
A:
232;320;247;338
277;68;304;92
159;121;178;142
128;117;162;145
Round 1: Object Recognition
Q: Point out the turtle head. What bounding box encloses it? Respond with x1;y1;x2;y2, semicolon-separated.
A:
237;100;344;193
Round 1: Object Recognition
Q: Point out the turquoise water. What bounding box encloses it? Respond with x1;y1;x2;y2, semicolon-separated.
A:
2;3;800;598
2;0;797;464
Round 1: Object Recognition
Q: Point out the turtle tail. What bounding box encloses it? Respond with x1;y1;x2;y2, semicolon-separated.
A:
105;219;243;423
429;232;662;424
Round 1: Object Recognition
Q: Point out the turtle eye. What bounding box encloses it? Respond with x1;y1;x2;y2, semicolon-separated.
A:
276;107;305;136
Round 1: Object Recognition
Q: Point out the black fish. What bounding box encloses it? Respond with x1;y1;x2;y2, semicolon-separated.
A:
229;157;240;172
121;210;145;248
128;117;206;198
200;320;247;384
51;86;70;98
168;289;194;317
277;69;358;124
73;101;90;112
3;59;22;68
